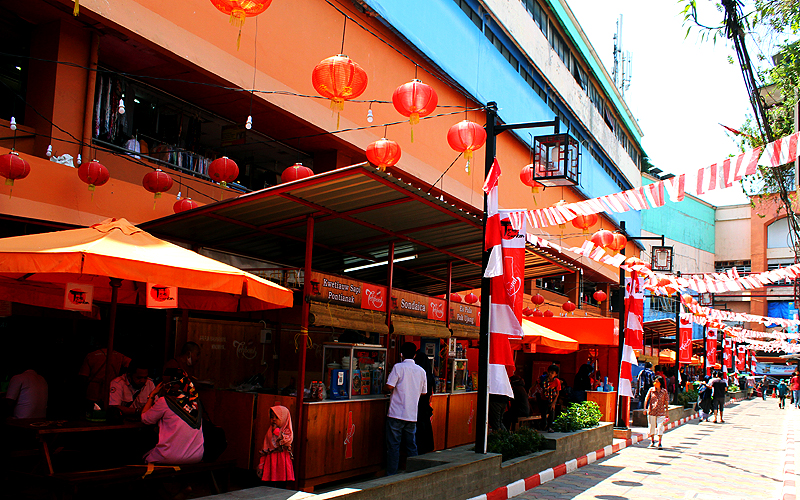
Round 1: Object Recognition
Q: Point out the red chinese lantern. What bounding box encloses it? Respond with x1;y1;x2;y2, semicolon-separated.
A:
522;306;533;317
173;198;199;213
0;151;30;192
312;54;368;127
281;163;314;183
366;138;401;171
607;232;627;255
532;309;544;317
519;164;544;193
543;309;554;317
143;169;174;203
590;229;615;251
392;79;438;141
531;293;545;306
571;213;599;234
464;292;478;305
208;157;239;188
593;290;607;303
77;160;109;199
681;294;693;306
562;301;576;314
450;293;463;303
209;0;273;47
447;120;486;174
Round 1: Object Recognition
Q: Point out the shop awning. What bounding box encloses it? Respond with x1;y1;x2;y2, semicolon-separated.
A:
510;319;579;354
142;164;575;296
391;315;451;339
643;318;677;339
308;301;388;335
526;317;618;346
451;325;480;339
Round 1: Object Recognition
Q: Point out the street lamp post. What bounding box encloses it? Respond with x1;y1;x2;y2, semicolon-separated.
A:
476;102;561;453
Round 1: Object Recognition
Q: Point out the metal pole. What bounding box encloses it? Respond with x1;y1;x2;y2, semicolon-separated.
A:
294;216;314;479
616;221;626;427
702;325;708;377
476;102;497;454
104;278;122;408
385;242;395;350
674;295;681;403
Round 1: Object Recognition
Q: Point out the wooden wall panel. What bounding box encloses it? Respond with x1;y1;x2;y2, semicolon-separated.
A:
182;317;263;389
445;392;477;449
430;394;448;451
198;388;255;470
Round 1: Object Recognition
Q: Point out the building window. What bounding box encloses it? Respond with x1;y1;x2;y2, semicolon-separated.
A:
714;260;752;274
485;27;519;72
768;259;794;286
520;66;547;101
453;0;482;30
522;0;547;36
548;22;571;70
767;217;791;249
536;276;566;295
650;294;678;314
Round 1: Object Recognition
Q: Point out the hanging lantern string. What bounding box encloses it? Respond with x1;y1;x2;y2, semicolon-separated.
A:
340;16;347;54
248;17;259;128
425;152;463;197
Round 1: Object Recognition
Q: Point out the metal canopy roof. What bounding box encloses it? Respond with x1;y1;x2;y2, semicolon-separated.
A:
143;164;575;296
643;318;678;339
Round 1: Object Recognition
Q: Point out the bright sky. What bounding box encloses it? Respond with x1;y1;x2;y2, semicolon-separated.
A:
568;0;755;207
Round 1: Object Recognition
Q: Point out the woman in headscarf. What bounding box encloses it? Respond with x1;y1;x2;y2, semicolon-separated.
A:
140;374;204;464
414;348;435;455
698;374;713;422
257;405;294;483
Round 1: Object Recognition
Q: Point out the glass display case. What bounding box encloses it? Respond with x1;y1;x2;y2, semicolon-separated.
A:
322;343;387;400
447;358;468;393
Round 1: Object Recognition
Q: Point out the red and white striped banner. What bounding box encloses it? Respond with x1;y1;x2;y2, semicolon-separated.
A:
706;328;718;375
736;345;746;371
679;311;693;364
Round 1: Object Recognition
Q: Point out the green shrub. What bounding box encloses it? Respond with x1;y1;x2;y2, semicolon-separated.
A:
486;427;545;461
552;401;602;432
677;389;698;408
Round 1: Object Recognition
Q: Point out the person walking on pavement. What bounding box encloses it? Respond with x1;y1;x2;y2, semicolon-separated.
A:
644;375;669;449
638;362;655;410
777;379;789;409
383;342;427;475
708;371;728;423
790;371;800;409
698;375;713;422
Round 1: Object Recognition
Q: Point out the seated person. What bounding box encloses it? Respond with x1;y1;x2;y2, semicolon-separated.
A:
503;374;531;429
4;365;48;419
163;342;200;382
109;360;155;417
79;346;131;404
141;374;204;464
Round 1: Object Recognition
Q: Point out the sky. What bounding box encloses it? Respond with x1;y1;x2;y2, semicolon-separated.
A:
567;0;757;207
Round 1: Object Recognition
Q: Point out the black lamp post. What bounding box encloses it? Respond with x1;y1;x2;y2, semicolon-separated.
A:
476;102;572;453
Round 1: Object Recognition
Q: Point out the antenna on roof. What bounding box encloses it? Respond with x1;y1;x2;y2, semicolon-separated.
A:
612;15;633;98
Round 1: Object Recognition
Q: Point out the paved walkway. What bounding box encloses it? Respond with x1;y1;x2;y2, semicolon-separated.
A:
514;398;792;500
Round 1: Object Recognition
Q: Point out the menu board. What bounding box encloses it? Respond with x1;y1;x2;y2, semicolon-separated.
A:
307;271;386;311
391;290;447;321
450;302;479;327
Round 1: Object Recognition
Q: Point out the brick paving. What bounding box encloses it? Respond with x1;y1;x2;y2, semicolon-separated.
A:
514;398;791;500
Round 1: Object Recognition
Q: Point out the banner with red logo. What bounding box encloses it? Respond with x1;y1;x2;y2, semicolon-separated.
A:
736;345;746;371
64;283;93;311
147;283;178;309
723;337;733;370
678;311;693;364
706;328;718;374
624;274;645;350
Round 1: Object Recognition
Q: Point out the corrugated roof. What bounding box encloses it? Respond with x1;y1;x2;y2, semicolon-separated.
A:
143;164;575;295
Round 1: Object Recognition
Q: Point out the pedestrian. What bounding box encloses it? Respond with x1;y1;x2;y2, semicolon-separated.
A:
777;379;789;409
761;376;769;400
708;371;728;423
257;405;294;485
140;374;204;464
638;362;655;410
644;375;669;449
790;371;800;409
504;374;531;430
384;342;427;475
698;375;713;422
541;364;561;433
414;348;435;455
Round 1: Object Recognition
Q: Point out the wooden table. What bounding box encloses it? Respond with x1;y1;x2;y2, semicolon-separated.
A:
586;391;617;423
5;419;144;475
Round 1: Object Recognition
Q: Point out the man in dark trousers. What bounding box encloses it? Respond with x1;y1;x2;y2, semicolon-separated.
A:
384;342;427;475
638;362;655;409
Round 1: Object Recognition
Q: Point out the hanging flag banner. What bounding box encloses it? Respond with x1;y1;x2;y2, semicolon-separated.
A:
750;351;758;375
723;337;733;370
624;273;645;351
64;283;94;311
147;283;179;309
736;345;746;371
706;328;718;373
679;311;693;364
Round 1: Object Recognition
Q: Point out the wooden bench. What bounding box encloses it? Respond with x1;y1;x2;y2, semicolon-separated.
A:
510;415;541;432
41;459;236;500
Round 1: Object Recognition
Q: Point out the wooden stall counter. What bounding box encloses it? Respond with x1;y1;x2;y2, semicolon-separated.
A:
430;393;448;451
445;391;477;449
586;390;617;423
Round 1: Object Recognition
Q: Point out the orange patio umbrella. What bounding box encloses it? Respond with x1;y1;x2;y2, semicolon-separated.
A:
0;218;294;404
510;318;580;354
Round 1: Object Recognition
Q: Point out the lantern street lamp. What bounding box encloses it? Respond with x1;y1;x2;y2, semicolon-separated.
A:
531;133;581;187
477;102;575;454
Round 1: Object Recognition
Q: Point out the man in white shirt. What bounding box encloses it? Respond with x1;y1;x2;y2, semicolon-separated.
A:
384;342;427;475
109;361;155;417
5;367;48;419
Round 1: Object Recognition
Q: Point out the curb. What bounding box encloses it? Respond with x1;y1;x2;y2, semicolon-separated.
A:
470;397;746;500
782;416;796;500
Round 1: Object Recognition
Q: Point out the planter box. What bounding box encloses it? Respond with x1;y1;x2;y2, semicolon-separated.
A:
339;422;613;500
631;405;688;428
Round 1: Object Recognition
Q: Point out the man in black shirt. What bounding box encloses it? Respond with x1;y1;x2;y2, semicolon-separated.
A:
708;371;728;423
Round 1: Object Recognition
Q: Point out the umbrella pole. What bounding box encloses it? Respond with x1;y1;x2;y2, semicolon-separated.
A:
104;278;122;408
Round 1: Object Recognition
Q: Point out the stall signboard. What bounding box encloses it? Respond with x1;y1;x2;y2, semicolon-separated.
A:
308;271;386;312
391;289;446;321
146;283;178;309
450;301;479;327
64;283;93;311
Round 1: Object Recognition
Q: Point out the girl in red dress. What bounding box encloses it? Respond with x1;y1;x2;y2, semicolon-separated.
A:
257;405;295;484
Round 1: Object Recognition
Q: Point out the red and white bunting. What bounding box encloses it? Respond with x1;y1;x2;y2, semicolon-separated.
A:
764;131;799;167
679;311;693;364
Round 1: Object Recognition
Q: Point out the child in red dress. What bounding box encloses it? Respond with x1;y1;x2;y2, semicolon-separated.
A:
257;405;295;484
